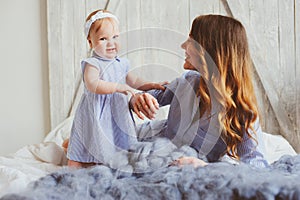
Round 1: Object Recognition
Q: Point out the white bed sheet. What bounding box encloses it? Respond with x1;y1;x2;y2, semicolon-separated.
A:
0;117;71;197
0;144;64;197
0;116;297;198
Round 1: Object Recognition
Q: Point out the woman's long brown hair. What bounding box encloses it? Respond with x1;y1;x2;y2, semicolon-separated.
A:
190;15;259;159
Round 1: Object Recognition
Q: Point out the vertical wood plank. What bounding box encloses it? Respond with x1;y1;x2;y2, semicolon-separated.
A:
278;0;297;137
211;0;222;14
68;0;86;116
126;0;189;82
296;0;300;138
47;0;64;128
279;0;299;152
190;0;227;21
60;0;75;124
85;0;106;15
125;0;143;78
218;0;228;15
147;0;189;80
111;0;128;58
260;0;281;133
248;0;280;134
247;0;267;130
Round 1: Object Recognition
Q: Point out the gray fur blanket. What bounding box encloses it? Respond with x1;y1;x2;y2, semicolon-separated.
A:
2;137;300;200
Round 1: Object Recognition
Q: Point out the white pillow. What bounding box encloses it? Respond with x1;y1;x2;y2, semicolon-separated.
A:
258;132;297;164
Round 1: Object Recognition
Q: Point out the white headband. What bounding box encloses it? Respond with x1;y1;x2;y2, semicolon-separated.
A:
84;10;119;37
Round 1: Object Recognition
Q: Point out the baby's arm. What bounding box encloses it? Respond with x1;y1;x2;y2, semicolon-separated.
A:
126;71;168;91
84;64;134;95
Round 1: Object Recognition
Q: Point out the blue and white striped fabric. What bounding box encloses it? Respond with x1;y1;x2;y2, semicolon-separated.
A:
67;53;137;164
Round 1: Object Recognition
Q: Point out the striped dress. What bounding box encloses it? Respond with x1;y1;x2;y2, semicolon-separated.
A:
67;53;136;164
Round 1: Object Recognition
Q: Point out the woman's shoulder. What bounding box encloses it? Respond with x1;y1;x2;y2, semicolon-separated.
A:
165;71;201;93
180;70;201;85
182;70;201;79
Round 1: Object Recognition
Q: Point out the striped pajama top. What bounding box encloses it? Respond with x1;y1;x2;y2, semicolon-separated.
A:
146;70;268;168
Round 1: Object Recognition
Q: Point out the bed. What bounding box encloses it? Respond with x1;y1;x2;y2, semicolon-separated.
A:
0;114;298;200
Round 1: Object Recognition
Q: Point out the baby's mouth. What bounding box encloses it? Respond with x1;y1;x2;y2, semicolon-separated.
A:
107;48;116;52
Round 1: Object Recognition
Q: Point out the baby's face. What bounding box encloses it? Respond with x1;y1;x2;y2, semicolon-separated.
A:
89;19;120;59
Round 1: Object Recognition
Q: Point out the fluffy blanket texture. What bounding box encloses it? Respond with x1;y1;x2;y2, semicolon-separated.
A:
2;137;300;200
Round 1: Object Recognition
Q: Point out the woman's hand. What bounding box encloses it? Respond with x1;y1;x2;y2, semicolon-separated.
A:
130;93;159;120
170;156;208;168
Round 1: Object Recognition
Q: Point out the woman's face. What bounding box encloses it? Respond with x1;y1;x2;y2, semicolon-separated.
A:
181;36;202;71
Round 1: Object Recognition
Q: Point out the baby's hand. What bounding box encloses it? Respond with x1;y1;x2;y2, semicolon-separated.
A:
137;81;169;91
116;84;135;96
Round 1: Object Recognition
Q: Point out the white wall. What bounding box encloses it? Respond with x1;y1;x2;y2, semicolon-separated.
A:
0;0;50;156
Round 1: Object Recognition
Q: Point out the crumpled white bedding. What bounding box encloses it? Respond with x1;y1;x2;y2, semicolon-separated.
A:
0;116;297;198
0;117;71;197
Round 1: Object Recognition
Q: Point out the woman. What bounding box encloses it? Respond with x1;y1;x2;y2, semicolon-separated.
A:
130;14;268;168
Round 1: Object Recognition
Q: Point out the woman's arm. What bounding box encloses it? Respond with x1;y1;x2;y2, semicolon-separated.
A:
238;119;269;168
84;64;134;95
146;78;179;107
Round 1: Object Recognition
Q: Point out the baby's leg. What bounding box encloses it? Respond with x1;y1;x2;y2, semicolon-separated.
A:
62;138;69;153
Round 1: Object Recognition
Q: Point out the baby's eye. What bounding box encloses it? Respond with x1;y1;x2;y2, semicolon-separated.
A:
99;37;106;41
113;35;119;39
